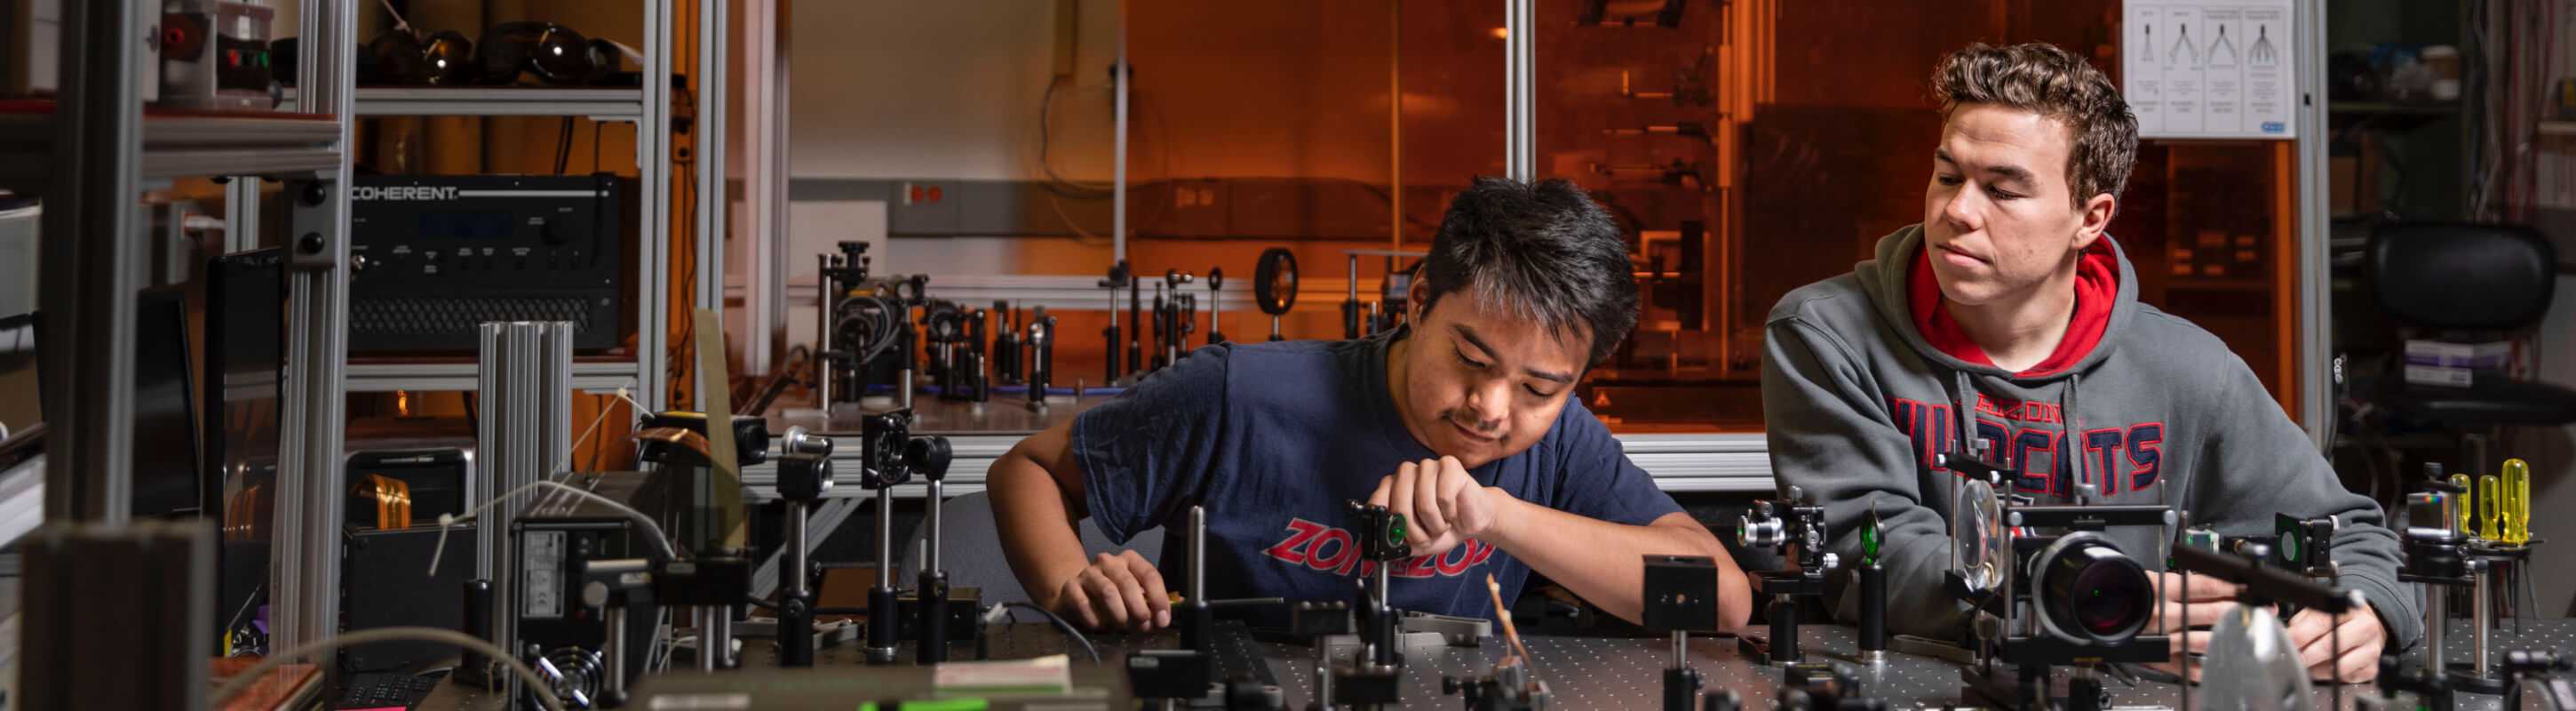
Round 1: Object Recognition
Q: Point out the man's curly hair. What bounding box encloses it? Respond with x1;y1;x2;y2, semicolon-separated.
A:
1932;42;2140;207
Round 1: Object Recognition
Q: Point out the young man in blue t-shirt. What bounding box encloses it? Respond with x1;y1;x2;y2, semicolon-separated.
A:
990;178;1752;633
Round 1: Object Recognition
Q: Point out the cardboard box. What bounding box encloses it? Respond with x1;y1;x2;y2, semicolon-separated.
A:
2404;363;2474;388
2404;340;2513;370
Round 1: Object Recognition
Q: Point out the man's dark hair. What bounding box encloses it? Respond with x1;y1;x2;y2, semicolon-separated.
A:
1931;42;2140;207
1416;177;1638;366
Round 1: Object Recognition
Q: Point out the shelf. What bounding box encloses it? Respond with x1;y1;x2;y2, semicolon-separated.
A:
734;430;1776;500
346;360;642;393
283;86;648;118
2327;100;2462;134
785;274;1390;314
0;100;341;187
2327;100;2461;116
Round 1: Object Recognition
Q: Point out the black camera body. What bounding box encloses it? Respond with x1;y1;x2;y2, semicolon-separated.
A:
1944;455;2171;711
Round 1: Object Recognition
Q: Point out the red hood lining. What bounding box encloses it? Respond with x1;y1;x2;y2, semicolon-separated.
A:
1909;237;2119;378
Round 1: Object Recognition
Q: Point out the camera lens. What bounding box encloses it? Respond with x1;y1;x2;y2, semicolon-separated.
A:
2032;533;2152;643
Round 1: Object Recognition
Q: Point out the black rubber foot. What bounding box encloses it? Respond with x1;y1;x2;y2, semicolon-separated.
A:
1735;636;1797;665
2445;664;2509;695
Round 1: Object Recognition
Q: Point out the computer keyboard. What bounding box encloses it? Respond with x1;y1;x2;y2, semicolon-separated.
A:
333;671;445;710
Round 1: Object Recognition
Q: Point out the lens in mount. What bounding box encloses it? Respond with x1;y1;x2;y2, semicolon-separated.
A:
2032;533;2153;643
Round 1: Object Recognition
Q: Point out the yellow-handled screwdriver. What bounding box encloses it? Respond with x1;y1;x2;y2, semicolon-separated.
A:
2503;459;2532;544
2452;473;2476;534
2479;474;2502;540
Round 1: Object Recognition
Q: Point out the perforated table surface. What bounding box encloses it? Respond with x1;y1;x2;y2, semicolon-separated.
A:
421;619;2571;709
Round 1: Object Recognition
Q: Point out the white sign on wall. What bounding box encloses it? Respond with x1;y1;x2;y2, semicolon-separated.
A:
2125;0;2296;139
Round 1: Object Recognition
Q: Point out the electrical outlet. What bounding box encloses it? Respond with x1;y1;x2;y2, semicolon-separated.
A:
902;181;947;206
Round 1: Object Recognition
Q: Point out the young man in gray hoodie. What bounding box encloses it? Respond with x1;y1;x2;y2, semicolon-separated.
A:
1761;43;2416;683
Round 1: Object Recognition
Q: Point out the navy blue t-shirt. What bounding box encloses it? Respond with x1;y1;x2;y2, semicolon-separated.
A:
1069;331;1682;622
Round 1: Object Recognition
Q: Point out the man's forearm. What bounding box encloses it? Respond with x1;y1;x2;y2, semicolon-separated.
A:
1484;502;1753;631
989;443;1092;610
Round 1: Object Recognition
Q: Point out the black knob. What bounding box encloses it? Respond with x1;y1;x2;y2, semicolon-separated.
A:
906;435;953;482
537;217;565;244
1208;267;1224;292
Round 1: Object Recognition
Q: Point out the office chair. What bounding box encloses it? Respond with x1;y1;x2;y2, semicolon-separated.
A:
2364;221;2576;477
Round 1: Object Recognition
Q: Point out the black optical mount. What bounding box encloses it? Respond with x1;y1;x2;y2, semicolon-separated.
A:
992;301;1022;387
1778;661;1888;711
1206;267;1228;346
1941;454;2171;711
1645;554;1723;711
2173;544;2364;711
773;427;834;668
1330;500;1412;709
1128;506;1220;704
2398;475;2472;708
1025;308;1057;411
1856;507;1888;665
909;435;955;665
923;303;987;403
1125;261;1145;381
2503;651;2576;711
1153;269;1198;371
1737;485;1835;666
1254;248;1300;342
1441;663;1552;711
857;411;913;666
1099;263;1129;383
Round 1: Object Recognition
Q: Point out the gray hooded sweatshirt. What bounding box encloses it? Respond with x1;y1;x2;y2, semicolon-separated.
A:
1761;225;2420;650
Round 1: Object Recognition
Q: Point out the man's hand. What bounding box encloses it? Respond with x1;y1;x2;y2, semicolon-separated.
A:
1368;456;1515;558
2146;602;2388;684
2150;571;2241;634
2285;603;2385;683
2142;571;2239;683
1048;550;1172;633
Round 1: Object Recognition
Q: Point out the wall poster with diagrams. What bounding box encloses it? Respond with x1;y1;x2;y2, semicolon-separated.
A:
2124;0;2296;140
